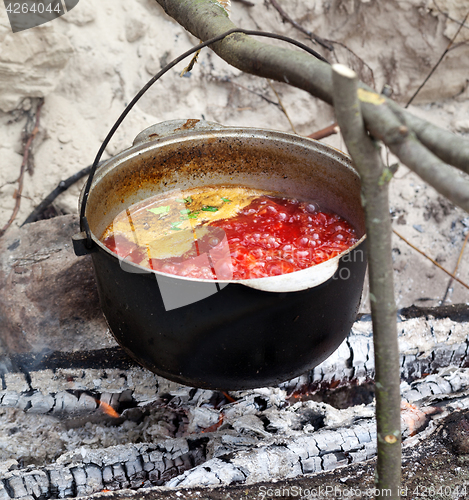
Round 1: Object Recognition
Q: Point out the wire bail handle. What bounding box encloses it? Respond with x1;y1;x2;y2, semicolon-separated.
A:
79;28;329;249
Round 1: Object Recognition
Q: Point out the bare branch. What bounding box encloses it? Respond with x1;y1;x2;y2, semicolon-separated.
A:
441;231;469;303
307;122;339;140
388;103;469;174
232;0;254;6
155;0;334;99
389;131;469;212
355;95;469;208
21;163;100;226
431;0;469;33
0;98;43;237
153;0;469;179
267;80;297;133
332;63;401;499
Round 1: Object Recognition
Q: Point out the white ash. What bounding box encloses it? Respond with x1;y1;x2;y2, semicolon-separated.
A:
280;312;469;393
2;365;469;498
2;313;467;419
1;312;469;498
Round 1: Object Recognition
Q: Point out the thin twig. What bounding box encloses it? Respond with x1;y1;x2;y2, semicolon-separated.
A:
448;40;469;51
268;80;297;134
330;40;376;90
269;0;333;51
405;9;469;108
228;80;280;106
270;0;375;88
393;228;469;291
432;0;469;33
0;99;43;237
307;122;339;140
440;231;469;303
21;164;100;226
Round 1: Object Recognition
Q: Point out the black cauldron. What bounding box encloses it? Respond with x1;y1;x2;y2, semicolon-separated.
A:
73;119;366;390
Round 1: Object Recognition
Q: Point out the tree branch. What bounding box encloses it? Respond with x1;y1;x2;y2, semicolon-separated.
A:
0;98;43;237
388;102;469;173
357;96;469;211
155;0;333;100
388;130;469;212
154;0;469;188
332;63;401;499
21;163;100;226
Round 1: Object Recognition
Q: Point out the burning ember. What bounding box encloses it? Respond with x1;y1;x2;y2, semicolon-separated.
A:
97;401;120;419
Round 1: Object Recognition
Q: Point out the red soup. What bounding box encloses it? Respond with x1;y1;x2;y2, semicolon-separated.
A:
101;186;358;280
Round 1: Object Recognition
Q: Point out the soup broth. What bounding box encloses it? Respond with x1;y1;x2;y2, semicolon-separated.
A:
101;185;358;280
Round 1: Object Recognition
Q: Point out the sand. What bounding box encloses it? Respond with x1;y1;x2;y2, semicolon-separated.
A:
0;0;468;308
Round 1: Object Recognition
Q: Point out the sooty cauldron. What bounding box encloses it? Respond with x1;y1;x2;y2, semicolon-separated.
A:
73;119;367;390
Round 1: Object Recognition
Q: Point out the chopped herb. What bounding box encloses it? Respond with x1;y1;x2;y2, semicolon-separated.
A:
201;206;219;212
170;221;183;231
175;196;193;204
221;197;231;203
180;209;191;214
148;205;170;215
187;213;199;219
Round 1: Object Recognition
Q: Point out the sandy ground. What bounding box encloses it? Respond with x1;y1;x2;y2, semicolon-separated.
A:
0;0;469;312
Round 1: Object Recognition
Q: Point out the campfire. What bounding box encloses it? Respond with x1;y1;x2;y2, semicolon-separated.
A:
1;215;469;499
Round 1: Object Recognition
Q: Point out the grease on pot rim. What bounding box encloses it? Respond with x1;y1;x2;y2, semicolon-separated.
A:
101;185;358;280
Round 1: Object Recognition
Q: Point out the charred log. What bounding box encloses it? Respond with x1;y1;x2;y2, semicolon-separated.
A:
2;366;469;498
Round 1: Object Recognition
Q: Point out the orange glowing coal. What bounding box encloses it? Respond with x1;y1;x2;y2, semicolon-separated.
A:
222;391;237;403
98;400;120;418
400;401;441;436
202;414;224;433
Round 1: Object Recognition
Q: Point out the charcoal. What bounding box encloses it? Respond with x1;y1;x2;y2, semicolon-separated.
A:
111;463;130;489
0;484;11;500
338;428;360;452
348;334;372;382
22;470;49;498
322;452;348;471
46;466;75;498
1;392;19;407
2;284;469;500
84;465;104;492
1;314;469;420
70;467;88;496
102;466;114;486
2;474;29;499
301;456;322;473
3;368;469;497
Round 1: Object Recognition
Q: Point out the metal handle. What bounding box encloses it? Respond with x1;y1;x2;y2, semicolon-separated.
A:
77;28;329;252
